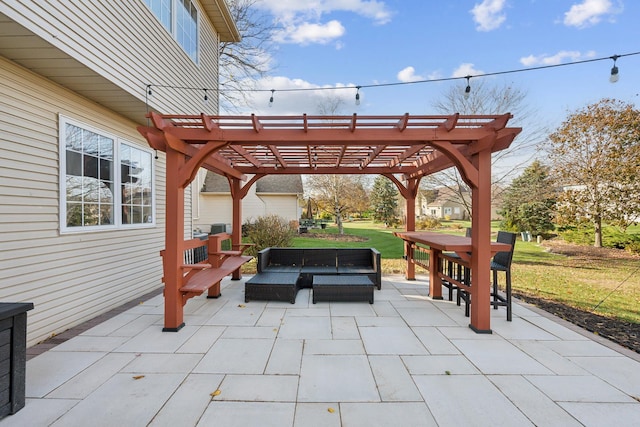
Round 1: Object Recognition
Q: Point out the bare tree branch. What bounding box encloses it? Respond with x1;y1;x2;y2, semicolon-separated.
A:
427;80;548;216
219;0;276;111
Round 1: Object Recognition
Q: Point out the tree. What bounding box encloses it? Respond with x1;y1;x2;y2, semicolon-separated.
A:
219;0;275;110
499;160;556;236
305;175;368;234
428;80;546;215
548;98;640;247
370;176;399;226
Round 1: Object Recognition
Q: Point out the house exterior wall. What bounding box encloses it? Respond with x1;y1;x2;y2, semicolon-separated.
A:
0;0;223;115
0;1;233;346
197;196;234;231
262;194;300;221
196;192;300;231
0;57;166;346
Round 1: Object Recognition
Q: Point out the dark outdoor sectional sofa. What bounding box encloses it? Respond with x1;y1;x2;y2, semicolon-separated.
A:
244;247;381;303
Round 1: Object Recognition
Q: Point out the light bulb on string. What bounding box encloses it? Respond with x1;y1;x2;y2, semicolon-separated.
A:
203;89;209;103
269;89;275;107
355;86;361;106
464;76;471;99
609;55;620;83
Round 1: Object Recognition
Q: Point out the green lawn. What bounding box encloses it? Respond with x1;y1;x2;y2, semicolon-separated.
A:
511;240;640;323
293;221;405;258
288;220;640;324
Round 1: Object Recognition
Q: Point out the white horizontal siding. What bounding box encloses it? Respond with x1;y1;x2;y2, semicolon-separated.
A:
196;195;234;228
0;57;167;346
195;192;301;230
2;0;222;115
262;195;300;222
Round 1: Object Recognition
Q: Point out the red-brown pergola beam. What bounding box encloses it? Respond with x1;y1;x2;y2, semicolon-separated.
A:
137;112;521;333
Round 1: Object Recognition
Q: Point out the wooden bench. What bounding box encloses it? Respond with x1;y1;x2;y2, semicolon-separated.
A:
161;233;253;304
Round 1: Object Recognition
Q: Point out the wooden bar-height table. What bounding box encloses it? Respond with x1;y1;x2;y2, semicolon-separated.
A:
394;231;512;333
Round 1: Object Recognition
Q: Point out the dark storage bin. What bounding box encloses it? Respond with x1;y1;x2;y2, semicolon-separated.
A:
0;302;34;418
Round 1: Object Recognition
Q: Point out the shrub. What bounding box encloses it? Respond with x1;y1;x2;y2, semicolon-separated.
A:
560;224;640;252
558;224;594;245
625;240;640;255
244;214;296;255
416;216;441;230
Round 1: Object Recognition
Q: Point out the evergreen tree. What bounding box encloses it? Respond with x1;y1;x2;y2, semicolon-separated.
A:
370;176;398;226
500;160;556;236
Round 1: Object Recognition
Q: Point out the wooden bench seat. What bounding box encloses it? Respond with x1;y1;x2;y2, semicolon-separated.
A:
162;232;253;305
179;255;252;298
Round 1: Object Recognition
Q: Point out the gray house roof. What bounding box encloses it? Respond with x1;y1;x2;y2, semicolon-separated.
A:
202;172;303;194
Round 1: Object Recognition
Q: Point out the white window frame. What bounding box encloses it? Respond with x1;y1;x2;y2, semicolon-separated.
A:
144;0;199;63
59;116;156;233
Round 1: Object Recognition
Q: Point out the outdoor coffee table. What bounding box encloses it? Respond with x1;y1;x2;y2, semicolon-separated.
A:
312;275;374;304
245;272;301;303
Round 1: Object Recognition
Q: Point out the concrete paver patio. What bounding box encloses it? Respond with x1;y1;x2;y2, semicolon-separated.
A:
3;275;640;426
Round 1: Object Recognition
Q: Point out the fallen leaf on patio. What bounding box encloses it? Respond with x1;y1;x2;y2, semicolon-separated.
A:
238;304;246;308
273;328;278;332
211;389;222;397
445;370;451;375
327;407;335;413
633;396;640;402
132;375;145;380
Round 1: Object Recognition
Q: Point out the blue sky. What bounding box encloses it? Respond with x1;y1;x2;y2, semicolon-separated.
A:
227;0;638;132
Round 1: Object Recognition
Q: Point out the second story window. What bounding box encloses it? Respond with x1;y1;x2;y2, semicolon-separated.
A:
177;0;198;62
144;0;199;63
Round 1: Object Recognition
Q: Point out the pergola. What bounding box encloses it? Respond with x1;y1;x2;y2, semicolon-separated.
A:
137;112;521;332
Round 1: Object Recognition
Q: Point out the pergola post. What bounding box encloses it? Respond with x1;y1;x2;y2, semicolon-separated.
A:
402;178;419;280
163;147;186;332
230;177;243;280
405;194;416;280
469;149;493;333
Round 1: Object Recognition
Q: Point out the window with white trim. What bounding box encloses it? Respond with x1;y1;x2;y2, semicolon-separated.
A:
144;0;199;63
60;117;155;231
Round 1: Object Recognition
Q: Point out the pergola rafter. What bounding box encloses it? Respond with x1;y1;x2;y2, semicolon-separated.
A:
137;112;522;333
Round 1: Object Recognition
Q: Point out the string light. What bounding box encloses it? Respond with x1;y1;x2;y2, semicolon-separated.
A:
609;55;620;83
203;89;209;103
144;50;638;105
464;76;471;99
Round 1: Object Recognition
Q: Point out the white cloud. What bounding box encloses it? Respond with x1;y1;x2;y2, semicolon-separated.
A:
520;50;597;66
257;0;393;46
259;0;393;25
470;0;507;32
451;63;484;78
223;76;359;115
273;20;346;45
563;0;620;28
397;66;425;83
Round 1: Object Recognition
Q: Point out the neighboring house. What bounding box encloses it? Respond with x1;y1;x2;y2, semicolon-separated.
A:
195;172;304;231
401;186;502;221
0;1;239;346
422;189;469;220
